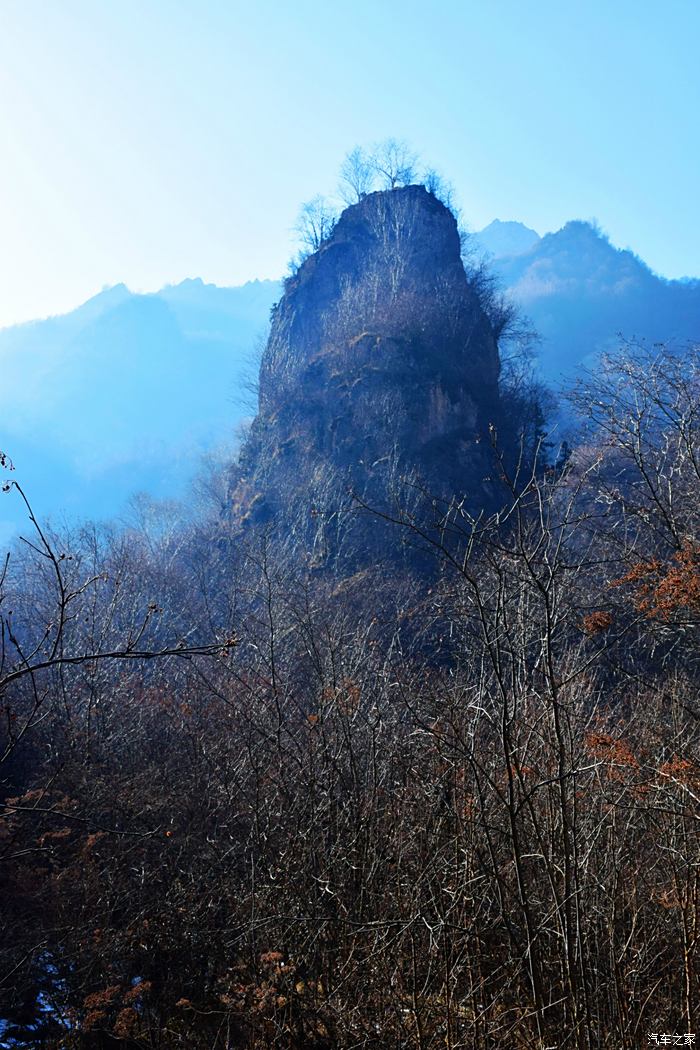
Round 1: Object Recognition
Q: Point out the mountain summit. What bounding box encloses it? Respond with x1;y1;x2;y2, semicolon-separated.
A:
230;185;503;570
472;219;541;259
490;221;700;379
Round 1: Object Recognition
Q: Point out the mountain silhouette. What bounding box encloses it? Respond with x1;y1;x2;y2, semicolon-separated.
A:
472;219;541;259
0;279;280;545
487;220;700;380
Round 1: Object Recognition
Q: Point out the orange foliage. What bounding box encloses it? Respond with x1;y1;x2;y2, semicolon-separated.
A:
82;1010;107;1030
657;754;700;791
584;731;638;770
613;542;700;619
123;980;151;1004
320;678;362;714
582;610;614;635
113;1007;138;1038
83;985;121;1010
650;542;700;618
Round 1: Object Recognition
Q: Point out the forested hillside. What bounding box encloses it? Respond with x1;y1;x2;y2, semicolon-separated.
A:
1;176;699;1049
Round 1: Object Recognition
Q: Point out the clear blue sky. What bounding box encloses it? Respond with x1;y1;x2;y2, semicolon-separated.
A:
0;0;698;326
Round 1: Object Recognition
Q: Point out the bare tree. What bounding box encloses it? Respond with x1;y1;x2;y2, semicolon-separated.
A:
421;167;455;209
294;195;338;258
0;478;234;776
338;145;375;203
370;137;418;190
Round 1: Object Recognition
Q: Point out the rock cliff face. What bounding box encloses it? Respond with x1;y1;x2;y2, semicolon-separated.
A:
231;185;503;570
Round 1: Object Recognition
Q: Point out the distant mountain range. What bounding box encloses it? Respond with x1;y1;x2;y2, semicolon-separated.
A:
0;278;280;545
472;219;700;380
472;219;540;259
1;218;698;545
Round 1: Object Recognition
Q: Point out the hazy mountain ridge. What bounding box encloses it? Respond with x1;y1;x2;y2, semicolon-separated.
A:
1;218;698;545
0;278;281;544
471;218;541;259
487;220;700;378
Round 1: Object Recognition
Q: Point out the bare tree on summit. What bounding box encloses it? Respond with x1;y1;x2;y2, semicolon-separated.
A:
370;138;418;189
339;146;375;203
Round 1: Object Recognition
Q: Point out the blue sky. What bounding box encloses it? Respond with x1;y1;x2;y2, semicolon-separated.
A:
0;0;698;327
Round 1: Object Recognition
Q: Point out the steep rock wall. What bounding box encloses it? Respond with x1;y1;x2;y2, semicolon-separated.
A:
231;185;503;571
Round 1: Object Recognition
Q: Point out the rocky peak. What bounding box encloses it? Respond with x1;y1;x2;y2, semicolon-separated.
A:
260;185;499;407
231;185;503;571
